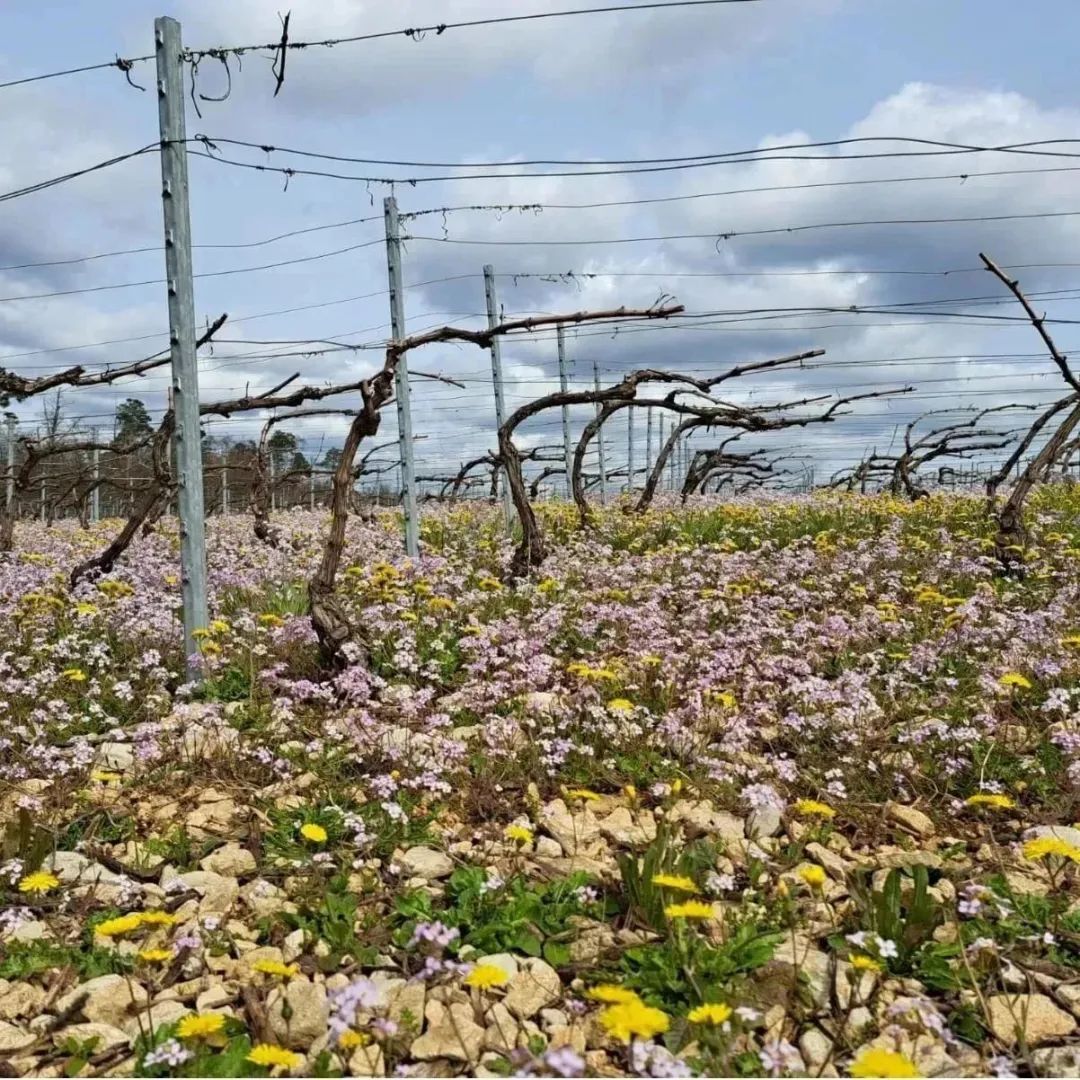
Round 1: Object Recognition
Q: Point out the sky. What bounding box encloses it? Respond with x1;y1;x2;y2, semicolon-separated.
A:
3;0;1080;493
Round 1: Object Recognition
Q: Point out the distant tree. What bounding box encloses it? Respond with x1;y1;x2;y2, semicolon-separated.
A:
114;398;152;445
267;429;297;473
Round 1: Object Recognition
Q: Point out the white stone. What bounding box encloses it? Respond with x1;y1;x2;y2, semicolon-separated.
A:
987;993;1076;1046
886;801;936;838
54;1022;130;1054
268;979;329;1050
200;844;257;878
58;975;149;1028
94;742;134;771
410;1001;484;1064
399;846;454;880
0;1021;34;1052
504;958;561;1020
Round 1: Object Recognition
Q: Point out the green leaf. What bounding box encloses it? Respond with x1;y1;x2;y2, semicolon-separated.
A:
543;940;571;968
514;930;543;957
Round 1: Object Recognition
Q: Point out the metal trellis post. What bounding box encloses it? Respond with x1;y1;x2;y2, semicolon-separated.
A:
91;433;100;524
483;265;514;528
657;413;665;490
557;325;572;500
5;416;15;513
646;407;654;479
593;359;607;504
626;405;635;494
384;197;419;558
155;16;208;673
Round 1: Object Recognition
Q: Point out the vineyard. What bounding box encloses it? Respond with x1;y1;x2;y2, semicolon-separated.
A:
2;492;1080;1077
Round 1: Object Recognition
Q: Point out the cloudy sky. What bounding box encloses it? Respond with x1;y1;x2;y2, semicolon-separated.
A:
3;0;1080;492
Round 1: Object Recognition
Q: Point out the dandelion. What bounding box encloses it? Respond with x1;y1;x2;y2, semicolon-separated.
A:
999;672;1032;690
300;823;328;844
18;871;60;894
138;911;176;927
94;913;145;938
687;1002;733;1025
799;865;827;890
504;823;534;845
651;873;699;893
176;1013;226;1040
598;1000;670;1043
664;900;716;920
848;1047;921;1077
1023;836;1080;863
463;964;509;989
606;698;635;712
965;793;1016;810
337;1030;371;1050
138;949;174;963
793;799;837;819
89;770;122;783
586;985;641;1004
247;1043;303;1070
565;788;602;802
253;959;300;979
850;954;883;972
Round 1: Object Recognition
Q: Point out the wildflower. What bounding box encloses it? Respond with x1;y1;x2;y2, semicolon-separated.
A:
606;698;635;712
687;1002;733;1025
504;823;534;845
565;788;602;802
337;1030;371;1050
138;949;174;963
89;770;122;783
965;793;1016;810
247;1043;303;1070
17;871;60;894
300;823;328;844
651;873;699;893
253;959;300;979
799;865;827;890
999;672;1032;690
664;900;716;920
94;913;145;938
850;954;883;972
598;1000;670;1042
176;1013;226;1040
463;964;509;989
793;799;837;819
848;1047;921;1077
138;911;176;926
1023;836;1080;863
586;985;641;1004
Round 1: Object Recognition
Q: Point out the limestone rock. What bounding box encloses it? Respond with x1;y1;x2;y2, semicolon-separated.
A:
987;993;1076;1047
886;801;935;838
540;799;602;856
399;846;454;880
122;1000;190;1038
799;1029;833;1071
167;871;239;915
761;936;831;1010
504;958;561;1020
806;842;850;881
268;979;329;1050
746;805;782;840
181;722;240;760
200;843;257;878
1033;1046;1080;1077
94;742;134;771
667;800;744;848
44;851;125;887
348;1041;386;1076
58;974;149;1028
598;806;656;847
411;1001;484;1064
0;982;45;1020
483;1002;521;1053
54;1022;130;1054
0;1022;34;1052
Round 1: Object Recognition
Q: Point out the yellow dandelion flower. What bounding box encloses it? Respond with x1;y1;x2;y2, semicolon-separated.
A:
586;985;642;1004
138;949;174;964
504;824;534;845
463;964;509;989
252;959;300;979
999;672;1032;690
965;793;1016;811
18;871;60;894
687;1002;733;1026
209;619;230;635
606;698;635;712
650;874;699;893
565;788;602;802
89;770;122;783
664;900;716;920
598;1000;670;1043
337;1030;371;1050
247;1043;303;1070
850;954;883;972
793;799;837;819
61;668;87;682
138;911;176;927
1023;836;1080;863
94;913;145;938
300;823;328;844
849;1047;921;1078
176;1013;226;1040
798;865;827;890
